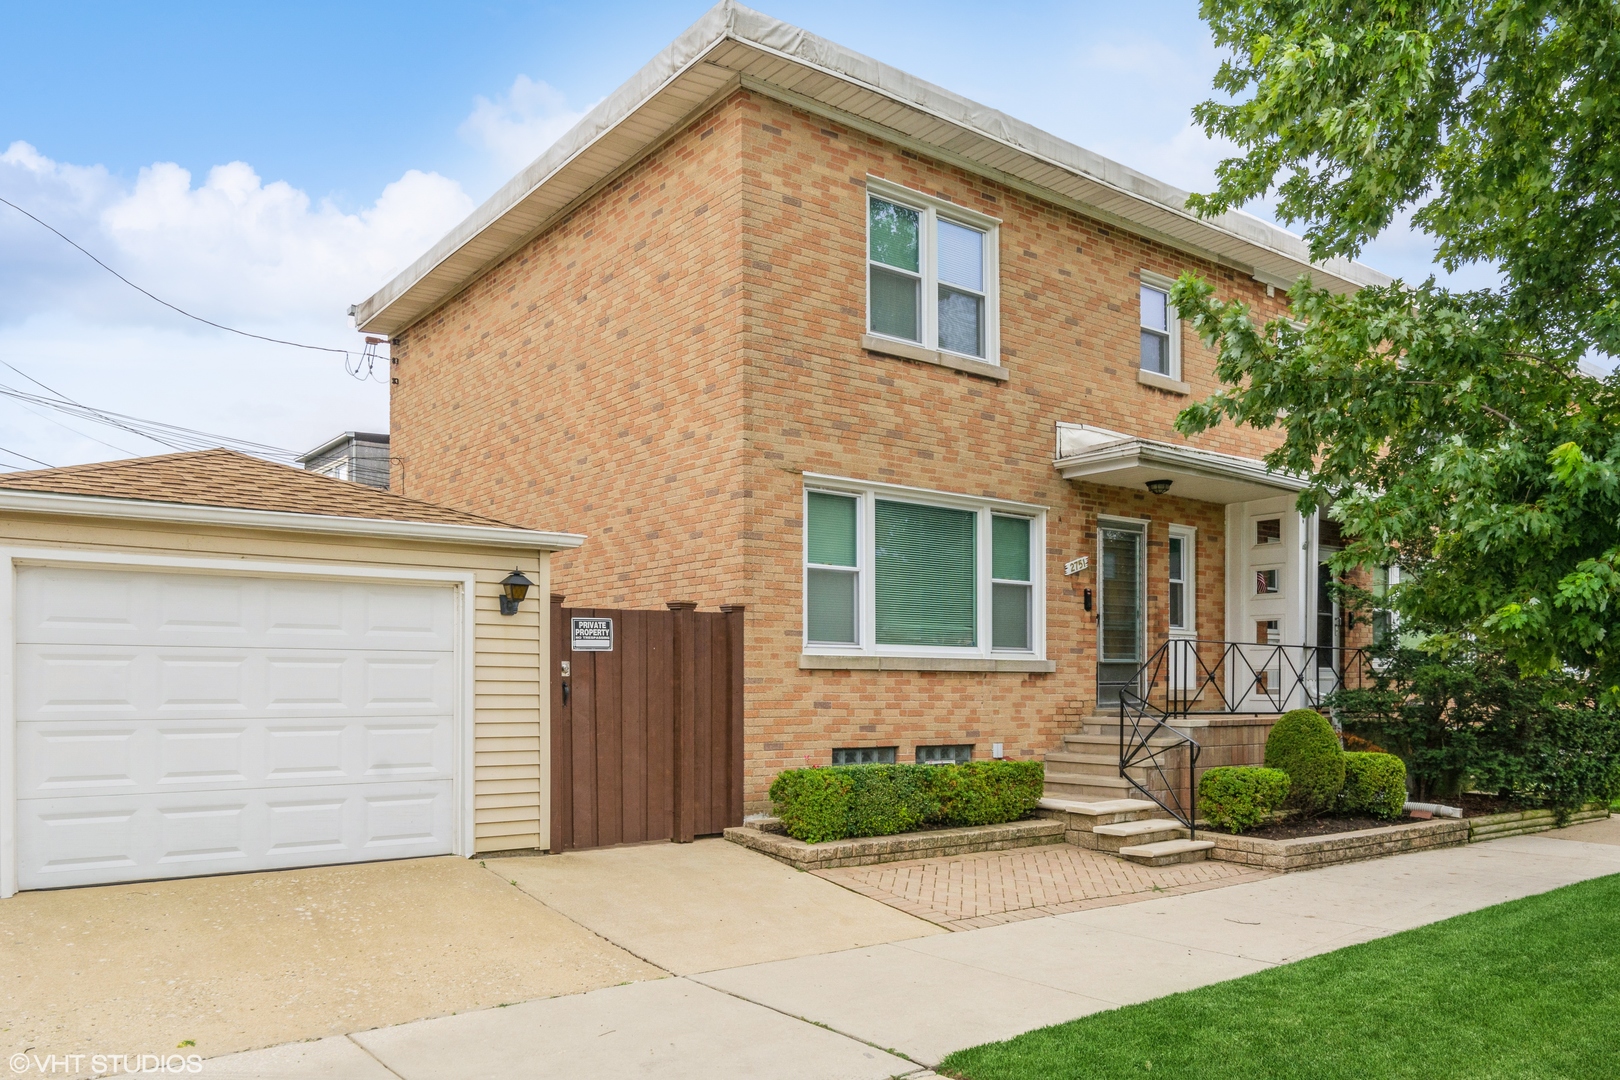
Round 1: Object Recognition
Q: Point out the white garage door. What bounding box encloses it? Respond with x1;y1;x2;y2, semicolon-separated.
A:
12;566;459;890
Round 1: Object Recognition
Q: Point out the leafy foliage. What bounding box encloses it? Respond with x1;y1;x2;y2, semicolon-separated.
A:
1189;0;1620;354
1197;766;1292;833
1338;752;1409;820
767;761;1043;843
1173;1;1620;709
1264;708;1347;814
1332;643;1620;812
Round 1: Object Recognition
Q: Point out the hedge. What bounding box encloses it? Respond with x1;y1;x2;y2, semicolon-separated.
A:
1197;766;1292;833
768;760;1044;843
1338;751;1408;819
1264;709;1347;815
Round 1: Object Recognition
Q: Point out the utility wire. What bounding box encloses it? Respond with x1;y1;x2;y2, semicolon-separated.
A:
0;357;178;451
0;444;52;469
0;194;356;359
0;384;300;462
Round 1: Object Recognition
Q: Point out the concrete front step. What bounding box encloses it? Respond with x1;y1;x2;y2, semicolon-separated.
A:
1117;838;1216;866
1062;732;1185;751
1035;797;1157;837
1044;774;1159;803
1087;818;1189;853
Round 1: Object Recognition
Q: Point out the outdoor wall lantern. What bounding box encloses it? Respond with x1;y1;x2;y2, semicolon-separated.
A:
499;569;534;616
1145;479;1174;495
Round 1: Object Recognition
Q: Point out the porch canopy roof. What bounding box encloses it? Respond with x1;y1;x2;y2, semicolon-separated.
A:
1053;423;1308;505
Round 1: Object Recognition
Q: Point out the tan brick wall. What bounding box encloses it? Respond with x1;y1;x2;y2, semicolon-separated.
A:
390;96;752;610
391;88;1296;816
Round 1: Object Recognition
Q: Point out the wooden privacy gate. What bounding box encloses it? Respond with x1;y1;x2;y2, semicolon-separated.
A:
549;598;744;851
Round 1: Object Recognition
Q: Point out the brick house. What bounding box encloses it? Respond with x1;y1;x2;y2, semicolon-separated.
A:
353;2;1389;821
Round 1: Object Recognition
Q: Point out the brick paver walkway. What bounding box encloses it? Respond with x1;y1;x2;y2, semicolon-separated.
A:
814;845;1273;930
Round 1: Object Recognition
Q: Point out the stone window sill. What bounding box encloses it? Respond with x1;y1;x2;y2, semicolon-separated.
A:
861;334;1009;382
1137;368;1190;395
799;653;1056;673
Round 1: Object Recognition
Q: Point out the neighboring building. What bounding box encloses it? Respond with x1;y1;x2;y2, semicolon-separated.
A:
0;448;581;896
353;2;1390;817
299;431;391;490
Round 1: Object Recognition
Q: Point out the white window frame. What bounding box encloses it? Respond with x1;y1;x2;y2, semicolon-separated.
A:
1167;524;1196;634
1138;270;1182;381
802;473;1045;660
865;176;1001;364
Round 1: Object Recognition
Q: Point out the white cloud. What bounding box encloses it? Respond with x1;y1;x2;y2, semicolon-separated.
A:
459;75;590;175
0;141;474;470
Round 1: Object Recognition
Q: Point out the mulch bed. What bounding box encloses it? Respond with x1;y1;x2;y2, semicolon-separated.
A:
1238;814;1417;840
1454;792;1528;818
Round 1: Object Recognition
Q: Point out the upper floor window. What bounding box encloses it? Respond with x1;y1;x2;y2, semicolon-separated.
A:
1138;271;1181;379
866;179;999;362
804;475;1043;658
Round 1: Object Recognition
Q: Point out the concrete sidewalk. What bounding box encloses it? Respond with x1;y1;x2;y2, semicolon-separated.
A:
205;821;1620;1078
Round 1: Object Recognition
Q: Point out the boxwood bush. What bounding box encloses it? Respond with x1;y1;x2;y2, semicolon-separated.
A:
1264;708;1347;815
768;760;1043;843
1197;766;1292;833
1338;751;1408;819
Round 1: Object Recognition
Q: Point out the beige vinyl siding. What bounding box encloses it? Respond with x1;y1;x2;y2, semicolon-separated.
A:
0;511;550;854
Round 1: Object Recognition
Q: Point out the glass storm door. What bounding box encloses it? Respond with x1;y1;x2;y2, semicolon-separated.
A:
1097;522;1146;704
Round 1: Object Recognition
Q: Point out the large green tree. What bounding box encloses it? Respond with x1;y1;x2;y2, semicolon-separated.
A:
1170;0;1620;699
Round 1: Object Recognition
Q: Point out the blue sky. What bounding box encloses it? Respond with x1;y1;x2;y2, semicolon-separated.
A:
0;1;1475;470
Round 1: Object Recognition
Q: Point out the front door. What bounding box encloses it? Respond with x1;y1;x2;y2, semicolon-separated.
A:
1097;521;1146;705
1167;525;1198;698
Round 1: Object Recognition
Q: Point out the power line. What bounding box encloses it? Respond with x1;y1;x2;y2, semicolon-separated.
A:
0;384;300;462
0;444;52;469
0;194;360;360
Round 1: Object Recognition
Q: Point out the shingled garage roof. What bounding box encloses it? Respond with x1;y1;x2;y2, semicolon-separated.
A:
353;0;1390;338
0;449;585;551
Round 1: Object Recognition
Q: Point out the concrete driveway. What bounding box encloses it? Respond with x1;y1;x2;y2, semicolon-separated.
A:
2;839;940;1069
1;856;661;1064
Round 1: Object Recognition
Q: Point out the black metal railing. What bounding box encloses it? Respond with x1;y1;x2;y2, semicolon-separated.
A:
1117;687;1203;838
1115;639;1373;836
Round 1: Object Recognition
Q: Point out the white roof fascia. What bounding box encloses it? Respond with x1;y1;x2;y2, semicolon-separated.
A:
353;1;1389;337
0;489;586;551
1054;437;1308;494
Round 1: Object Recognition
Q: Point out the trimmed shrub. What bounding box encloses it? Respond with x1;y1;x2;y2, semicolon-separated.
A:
1338;751;1408;819
1264;708;1347;815
843;764;939;838
929;760;1045;826
768;768;854;844
1197;766;1292;833
768;760;1044;843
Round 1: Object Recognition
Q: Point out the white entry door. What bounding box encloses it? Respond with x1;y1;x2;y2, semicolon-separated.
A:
12;566;459;891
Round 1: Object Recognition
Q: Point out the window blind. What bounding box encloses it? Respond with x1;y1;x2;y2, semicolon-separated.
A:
874;499;976;646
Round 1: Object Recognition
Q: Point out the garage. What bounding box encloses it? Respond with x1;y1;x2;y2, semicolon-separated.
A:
0;448;583;896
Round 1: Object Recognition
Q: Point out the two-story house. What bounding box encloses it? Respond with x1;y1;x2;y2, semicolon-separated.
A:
353;2;1389;826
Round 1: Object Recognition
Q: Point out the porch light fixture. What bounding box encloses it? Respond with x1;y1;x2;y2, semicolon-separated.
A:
499;569;534;616
1146;479;1173;495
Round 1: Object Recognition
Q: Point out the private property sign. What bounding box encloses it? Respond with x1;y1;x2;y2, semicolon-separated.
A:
570;617;614;651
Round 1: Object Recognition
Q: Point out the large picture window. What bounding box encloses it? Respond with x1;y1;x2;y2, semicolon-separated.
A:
867;179;999;362
804;476;1043;658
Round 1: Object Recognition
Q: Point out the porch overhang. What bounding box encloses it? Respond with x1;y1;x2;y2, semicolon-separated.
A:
1053;423;1307;505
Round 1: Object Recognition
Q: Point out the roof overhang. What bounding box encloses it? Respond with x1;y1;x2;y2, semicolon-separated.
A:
353;0;1390;338
1053;423;1306;505
0;489;586;551
297;431;389;466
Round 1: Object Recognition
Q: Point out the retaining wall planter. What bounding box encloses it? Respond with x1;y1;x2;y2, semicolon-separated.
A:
1467;806;1610;842
1207;817;1469;873
723;818;1063;871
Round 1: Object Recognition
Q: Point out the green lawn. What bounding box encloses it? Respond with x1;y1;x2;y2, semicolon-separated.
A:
938;873;1620;1080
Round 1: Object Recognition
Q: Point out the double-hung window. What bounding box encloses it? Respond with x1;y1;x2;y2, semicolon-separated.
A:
1138;271;1181;379
804;476;1043;658
867;179;999;361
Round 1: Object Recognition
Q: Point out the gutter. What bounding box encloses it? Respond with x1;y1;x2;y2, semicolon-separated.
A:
0;489;586;552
